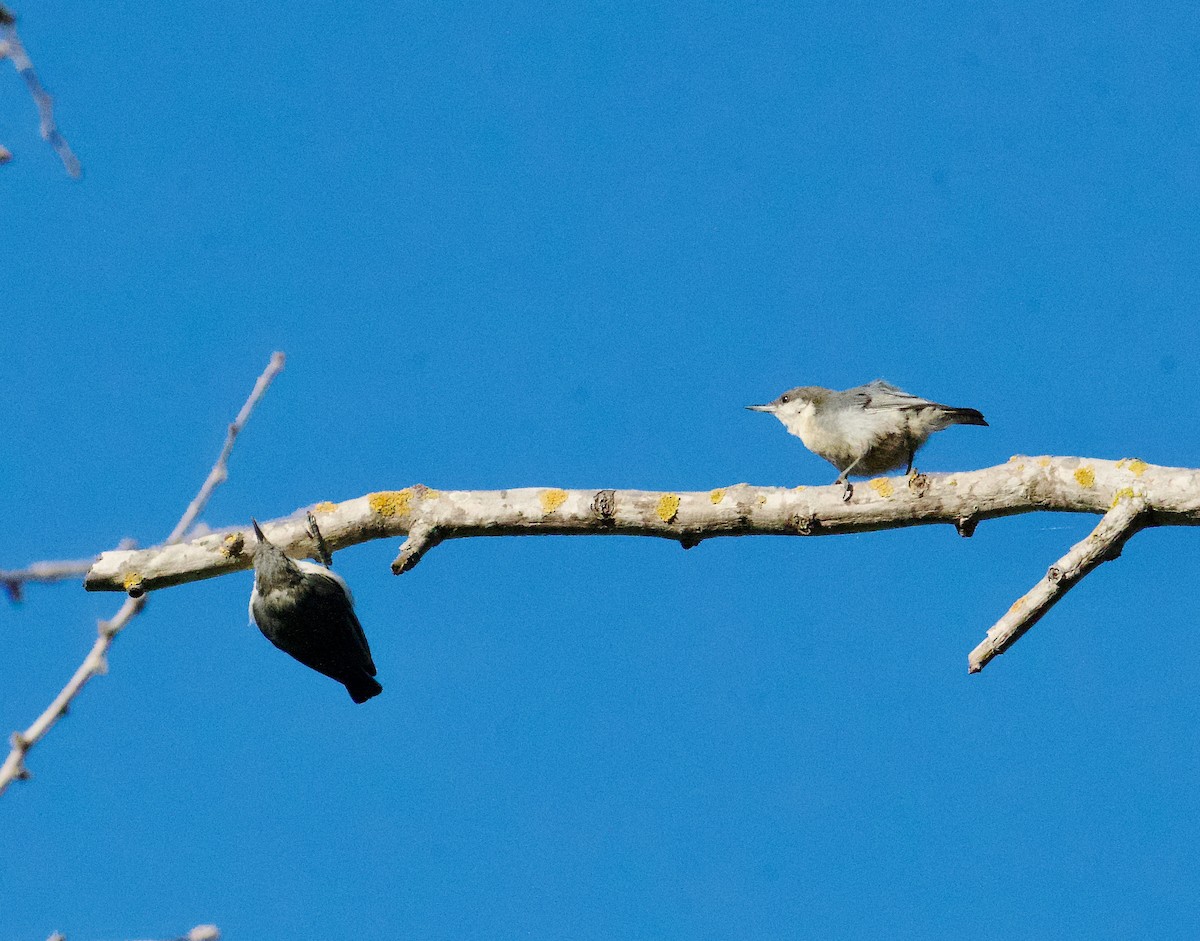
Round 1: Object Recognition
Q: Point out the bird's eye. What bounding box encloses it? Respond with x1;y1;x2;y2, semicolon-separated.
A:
780;395;790;403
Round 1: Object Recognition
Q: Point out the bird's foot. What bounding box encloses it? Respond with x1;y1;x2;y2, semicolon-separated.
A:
840;479;853;502
306;511;333;567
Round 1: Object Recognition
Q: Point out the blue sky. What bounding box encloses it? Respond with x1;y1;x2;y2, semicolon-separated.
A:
5;1;1200;938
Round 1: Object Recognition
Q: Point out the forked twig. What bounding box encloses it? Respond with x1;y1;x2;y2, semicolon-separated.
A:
0;353;285;795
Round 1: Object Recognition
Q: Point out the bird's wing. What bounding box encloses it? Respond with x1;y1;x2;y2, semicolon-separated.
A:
858;379;935;410
305;571;378;675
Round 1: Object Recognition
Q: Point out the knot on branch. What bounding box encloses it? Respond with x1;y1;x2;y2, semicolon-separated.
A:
791;513;821;535
679;532;702;550
907;473;929;498
1047;565;1063;584
591;489;617;522
955;513;979;538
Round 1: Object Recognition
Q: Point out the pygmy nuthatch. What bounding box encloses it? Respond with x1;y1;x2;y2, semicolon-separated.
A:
747;379;987;498
249;519;382;703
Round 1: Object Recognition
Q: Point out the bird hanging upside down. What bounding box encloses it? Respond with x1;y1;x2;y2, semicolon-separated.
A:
249;519;382;703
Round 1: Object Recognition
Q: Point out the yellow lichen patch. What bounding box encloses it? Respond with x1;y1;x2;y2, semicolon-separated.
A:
313;501;336;513
422;488;441;499
1125;459;1148;478
1009;597;1026;613
220;532;245;558
757;495;767;505
657;493;681;522
369;489;413;518
122;572;143;592
868;478;894;498
709;488;726;504
1073;466;1096;488
1037;457;1051;467
1111;487;1136;508
539;489;569;513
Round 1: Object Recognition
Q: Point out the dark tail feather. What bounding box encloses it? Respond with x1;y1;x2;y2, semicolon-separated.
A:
948;407;988;427
345;673;383;704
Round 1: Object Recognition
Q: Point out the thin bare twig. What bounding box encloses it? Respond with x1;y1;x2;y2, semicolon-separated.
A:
0;353;285;796
48;925;221;941
166;353;286;547
0;4;81;177
968;494;1147;673
2;559;91;601
1;540;136;602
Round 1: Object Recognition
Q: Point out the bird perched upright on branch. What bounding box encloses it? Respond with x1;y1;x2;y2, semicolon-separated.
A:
747;379;988;500
248;518;382;703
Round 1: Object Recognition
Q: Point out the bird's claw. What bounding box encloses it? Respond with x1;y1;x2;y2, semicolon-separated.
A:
306;511;333;568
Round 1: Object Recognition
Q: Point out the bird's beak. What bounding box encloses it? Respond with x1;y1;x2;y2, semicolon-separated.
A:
251;519;265;542
746;404;774;413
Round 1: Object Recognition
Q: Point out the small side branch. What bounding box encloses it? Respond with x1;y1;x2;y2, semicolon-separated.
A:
391;521;442;575
0;6;82;177
0;353;285;796
968;495;1147;674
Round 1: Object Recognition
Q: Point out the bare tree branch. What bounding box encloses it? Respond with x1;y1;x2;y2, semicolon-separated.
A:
0;354;285;796
968;493;1147;673
0;5;81;177
83;455;1177;673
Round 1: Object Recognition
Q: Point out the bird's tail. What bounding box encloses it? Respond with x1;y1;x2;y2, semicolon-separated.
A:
345;673;383;704
946;407;988;427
